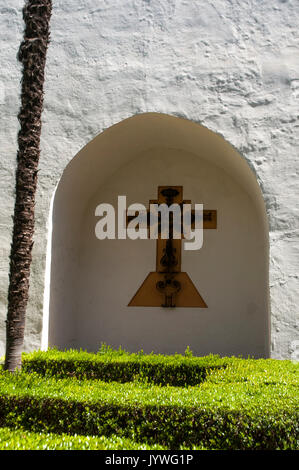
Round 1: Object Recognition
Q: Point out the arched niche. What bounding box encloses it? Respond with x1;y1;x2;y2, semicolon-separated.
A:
46;113;270;357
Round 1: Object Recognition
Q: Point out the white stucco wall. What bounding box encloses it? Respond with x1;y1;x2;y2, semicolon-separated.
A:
48;115;270;357
0;0;298;358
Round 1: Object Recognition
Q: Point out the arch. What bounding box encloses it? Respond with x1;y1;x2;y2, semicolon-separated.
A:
46;113;270;357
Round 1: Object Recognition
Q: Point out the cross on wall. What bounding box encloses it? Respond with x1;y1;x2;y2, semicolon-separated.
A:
127;186;217;308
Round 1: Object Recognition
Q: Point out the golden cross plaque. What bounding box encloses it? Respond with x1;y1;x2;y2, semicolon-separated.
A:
127;186;217;308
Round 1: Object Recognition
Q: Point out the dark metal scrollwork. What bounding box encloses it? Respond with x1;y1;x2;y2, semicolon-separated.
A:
156;187;181;308
156;274;181;308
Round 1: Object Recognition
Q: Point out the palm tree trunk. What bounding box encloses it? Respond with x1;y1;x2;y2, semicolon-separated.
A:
4;0;52;371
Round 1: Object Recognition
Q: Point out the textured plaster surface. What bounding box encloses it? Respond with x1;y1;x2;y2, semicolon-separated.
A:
0;0;298;358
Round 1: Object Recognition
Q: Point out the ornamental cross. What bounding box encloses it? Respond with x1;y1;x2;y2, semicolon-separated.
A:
127;186;217;308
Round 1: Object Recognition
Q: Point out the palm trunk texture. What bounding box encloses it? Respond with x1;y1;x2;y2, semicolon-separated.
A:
4;0;52;371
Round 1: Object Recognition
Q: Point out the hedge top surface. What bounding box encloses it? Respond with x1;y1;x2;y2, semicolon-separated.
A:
21;345;299;371
22;345;229;366
1;350;298;414
0;371;297;413
21;346;230;386
0;427;171;451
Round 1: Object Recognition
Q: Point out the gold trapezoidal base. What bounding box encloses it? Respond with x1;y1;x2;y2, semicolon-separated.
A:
128;272;207;308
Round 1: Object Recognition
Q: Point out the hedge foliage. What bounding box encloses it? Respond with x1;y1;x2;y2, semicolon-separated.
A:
0;347;298;450
21;345;228;386
0;427;169;450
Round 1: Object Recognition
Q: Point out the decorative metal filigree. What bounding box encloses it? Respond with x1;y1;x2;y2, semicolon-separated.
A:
156;187;181;307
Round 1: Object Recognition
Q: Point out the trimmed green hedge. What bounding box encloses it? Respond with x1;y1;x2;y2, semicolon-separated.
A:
0;427;170;450
21;346;228;386
0;390;297;450
0;352;298;450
